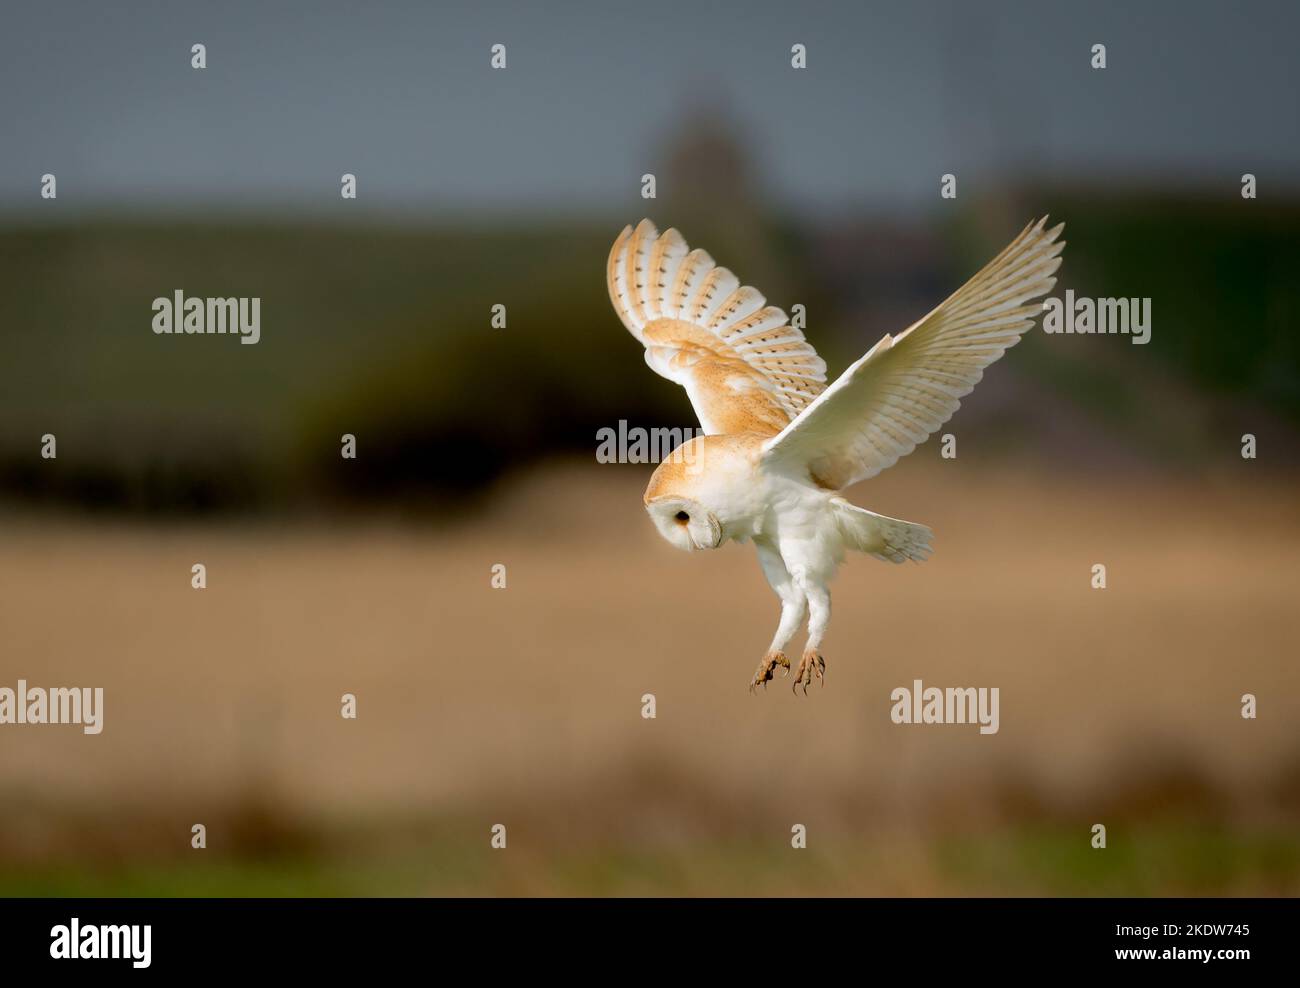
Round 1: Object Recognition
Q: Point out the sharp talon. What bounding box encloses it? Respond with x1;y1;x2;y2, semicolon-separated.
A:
791;649;825;696
751;651;790;693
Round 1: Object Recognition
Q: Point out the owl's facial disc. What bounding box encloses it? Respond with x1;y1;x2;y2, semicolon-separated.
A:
646;496;723;552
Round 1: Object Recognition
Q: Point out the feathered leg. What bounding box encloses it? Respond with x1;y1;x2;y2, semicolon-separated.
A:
749;541;803;691
791;564;829;694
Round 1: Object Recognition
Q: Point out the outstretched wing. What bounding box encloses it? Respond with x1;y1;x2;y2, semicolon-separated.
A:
762;217;1065;489
607;219;827;436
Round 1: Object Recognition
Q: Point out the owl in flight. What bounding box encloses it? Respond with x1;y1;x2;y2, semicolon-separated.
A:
606;217;1064;693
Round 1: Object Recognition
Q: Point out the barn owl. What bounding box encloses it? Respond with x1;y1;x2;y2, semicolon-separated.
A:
606;217;1064;693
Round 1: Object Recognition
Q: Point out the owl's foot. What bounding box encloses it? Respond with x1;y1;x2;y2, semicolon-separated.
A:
792;648;825;694
749;650;791;692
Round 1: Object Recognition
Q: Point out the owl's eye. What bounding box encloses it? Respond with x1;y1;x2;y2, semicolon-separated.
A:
674;510;690;523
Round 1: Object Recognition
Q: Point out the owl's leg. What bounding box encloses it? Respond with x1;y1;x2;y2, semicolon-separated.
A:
749;541;804;691
792;570;829;694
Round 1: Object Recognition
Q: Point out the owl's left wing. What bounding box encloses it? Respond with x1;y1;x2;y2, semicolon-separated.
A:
607;219;827;436
761;217;1065;489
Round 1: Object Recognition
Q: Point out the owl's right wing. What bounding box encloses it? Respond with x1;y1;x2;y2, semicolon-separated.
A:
761;217;1065;489
607;219;827;437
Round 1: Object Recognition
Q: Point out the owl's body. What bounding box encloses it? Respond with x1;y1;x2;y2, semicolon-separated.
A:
608;218;1064;691
642;430;931;689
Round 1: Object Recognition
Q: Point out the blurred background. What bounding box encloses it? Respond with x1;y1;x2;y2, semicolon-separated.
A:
1;0;1298;895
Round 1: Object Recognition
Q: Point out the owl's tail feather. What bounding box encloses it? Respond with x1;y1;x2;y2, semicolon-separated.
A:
831;497;933;564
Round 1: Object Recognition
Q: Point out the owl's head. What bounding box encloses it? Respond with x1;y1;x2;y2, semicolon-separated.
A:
642;435;731;552
645;495;723;552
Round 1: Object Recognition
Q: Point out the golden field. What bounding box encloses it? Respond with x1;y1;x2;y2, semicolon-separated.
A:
2;461;1298;895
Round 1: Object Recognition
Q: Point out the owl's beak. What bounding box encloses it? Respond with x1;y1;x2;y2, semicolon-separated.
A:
692;530;722;550
689;516;723;550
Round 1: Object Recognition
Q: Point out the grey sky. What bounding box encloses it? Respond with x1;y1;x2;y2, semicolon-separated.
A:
2;0;1297;217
